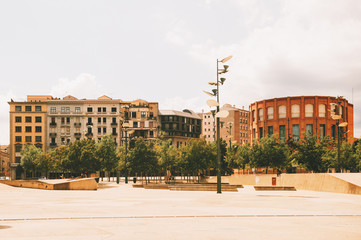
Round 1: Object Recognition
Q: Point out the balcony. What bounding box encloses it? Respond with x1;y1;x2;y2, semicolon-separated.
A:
86;122;93;126
111;122;118;126
50;122;57;127
74;122;81;127
85;132;93;137
112;132;118;136
50;143;57;147
74;132;82;137
49;133;57;137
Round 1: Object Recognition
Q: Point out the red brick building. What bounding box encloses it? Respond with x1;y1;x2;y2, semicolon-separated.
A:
249;96;354;142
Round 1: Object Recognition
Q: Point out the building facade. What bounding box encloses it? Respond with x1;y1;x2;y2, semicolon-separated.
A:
9;95;159;178
0;145;10;177
159;109;202;147
200;104;250;146
249;96;354;142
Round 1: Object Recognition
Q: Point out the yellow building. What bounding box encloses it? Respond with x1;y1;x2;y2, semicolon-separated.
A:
8;96;50;179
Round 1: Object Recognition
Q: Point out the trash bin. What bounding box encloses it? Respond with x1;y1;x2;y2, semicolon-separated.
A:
133;177;137;183
272;177;276;186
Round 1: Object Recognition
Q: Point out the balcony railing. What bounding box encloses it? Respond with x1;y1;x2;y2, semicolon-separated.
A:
49;133;57;137
86;122;93;126
112;132;118;136
50;122;57;127
74;122;81;127
85;132;93;137
50;143;57;147
74;132;81;137
111;122;118;126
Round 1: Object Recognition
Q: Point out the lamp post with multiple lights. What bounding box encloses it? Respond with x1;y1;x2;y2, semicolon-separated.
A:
226;122;233;148
203;55;232;194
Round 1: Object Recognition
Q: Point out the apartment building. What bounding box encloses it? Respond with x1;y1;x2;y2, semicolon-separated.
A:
200;104;250;146
159;109;202;147
8;95;159;178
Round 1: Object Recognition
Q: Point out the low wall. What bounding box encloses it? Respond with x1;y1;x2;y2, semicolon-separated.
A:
208;173;361;195
0;178;98;191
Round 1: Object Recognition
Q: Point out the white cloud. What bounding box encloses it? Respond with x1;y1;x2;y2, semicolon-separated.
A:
165;20;192;46
50;73;105;99
160;96;202;113
187;0;361;137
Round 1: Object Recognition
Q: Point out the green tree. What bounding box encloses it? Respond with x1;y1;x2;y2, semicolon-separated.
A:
35;150;54;178
127;138;158;182
96;134;119;181
51;145;70;173
67;139;99;176
292;135;331;173
20;145;42;178
155;138;179;177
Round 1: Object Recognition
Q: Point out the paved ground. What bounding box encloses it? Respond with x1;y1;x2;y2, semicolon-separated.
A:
1;182;361;240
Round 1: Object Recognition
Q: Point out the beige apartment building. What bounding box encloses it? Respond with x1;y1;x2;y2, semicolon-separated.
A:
200;104;250;146
8;95;159;179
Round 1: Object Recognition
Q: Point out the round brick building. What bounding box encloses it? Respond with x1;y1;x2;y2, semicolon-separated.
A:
249;96;354;142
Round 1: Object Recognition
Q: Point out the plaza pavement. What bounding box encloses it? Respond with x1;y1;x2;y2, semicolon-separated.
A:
1;181;361;240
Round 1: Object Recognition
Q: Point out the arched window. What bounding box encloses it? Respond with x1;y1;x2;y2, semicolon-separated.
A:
319;104;326;117
267;107;274;119
258;108;263;121
305;104;313;117
291;104;300;118
279;105;286;118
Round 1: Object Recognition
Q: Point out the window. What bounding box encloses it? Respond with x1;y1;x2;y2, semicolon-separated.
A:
98;107;101;112
98;127;101;134
292;124;299;141
319;104;326;117
50;107;56;113
66;107;70;113
305;104;313;117
340;105;343;118
35;126;42;132
279;106;286;118
25;136;32;142
15;106;22;112
331;125;336;139
112;107;116;113
15;116;21;122
258;109;263;121
267;107;274;120
15;144;22;152
15;136;22;142
133;122;138;128
112;128;117;134
306;124;313;136
15;126;22;132
75;107;81;113
103;107;106;112
61;117;65;124
150;131;154;137
279;125;286;142
25;106;31;112
132;112;137;118
88;117;92;123
35;136;42;142
35;106;42;111
25;126;32;132
103;127;106;133
98;117;101;123
87;107;93;113
252;110;255;122
259;127;263;138
320;124;325;139
67;117;70;123
103;118;106;123
61;107;65;113
291;104;300;118
25;117;31;122
268;126;273;136
35;117;42;123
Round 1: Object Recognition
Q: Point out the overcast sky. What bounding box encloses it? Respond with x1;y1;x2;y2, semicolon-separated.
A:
1;0;361;144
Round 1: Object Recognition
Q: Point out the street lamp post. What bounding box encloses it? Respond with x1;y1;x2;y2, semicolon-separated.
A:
204;55;232;194
332;97;348;173
226;122;233;148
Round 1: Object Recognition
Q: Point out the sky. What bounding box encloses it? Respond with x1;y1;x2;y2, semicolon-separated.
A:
0;0;361;144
